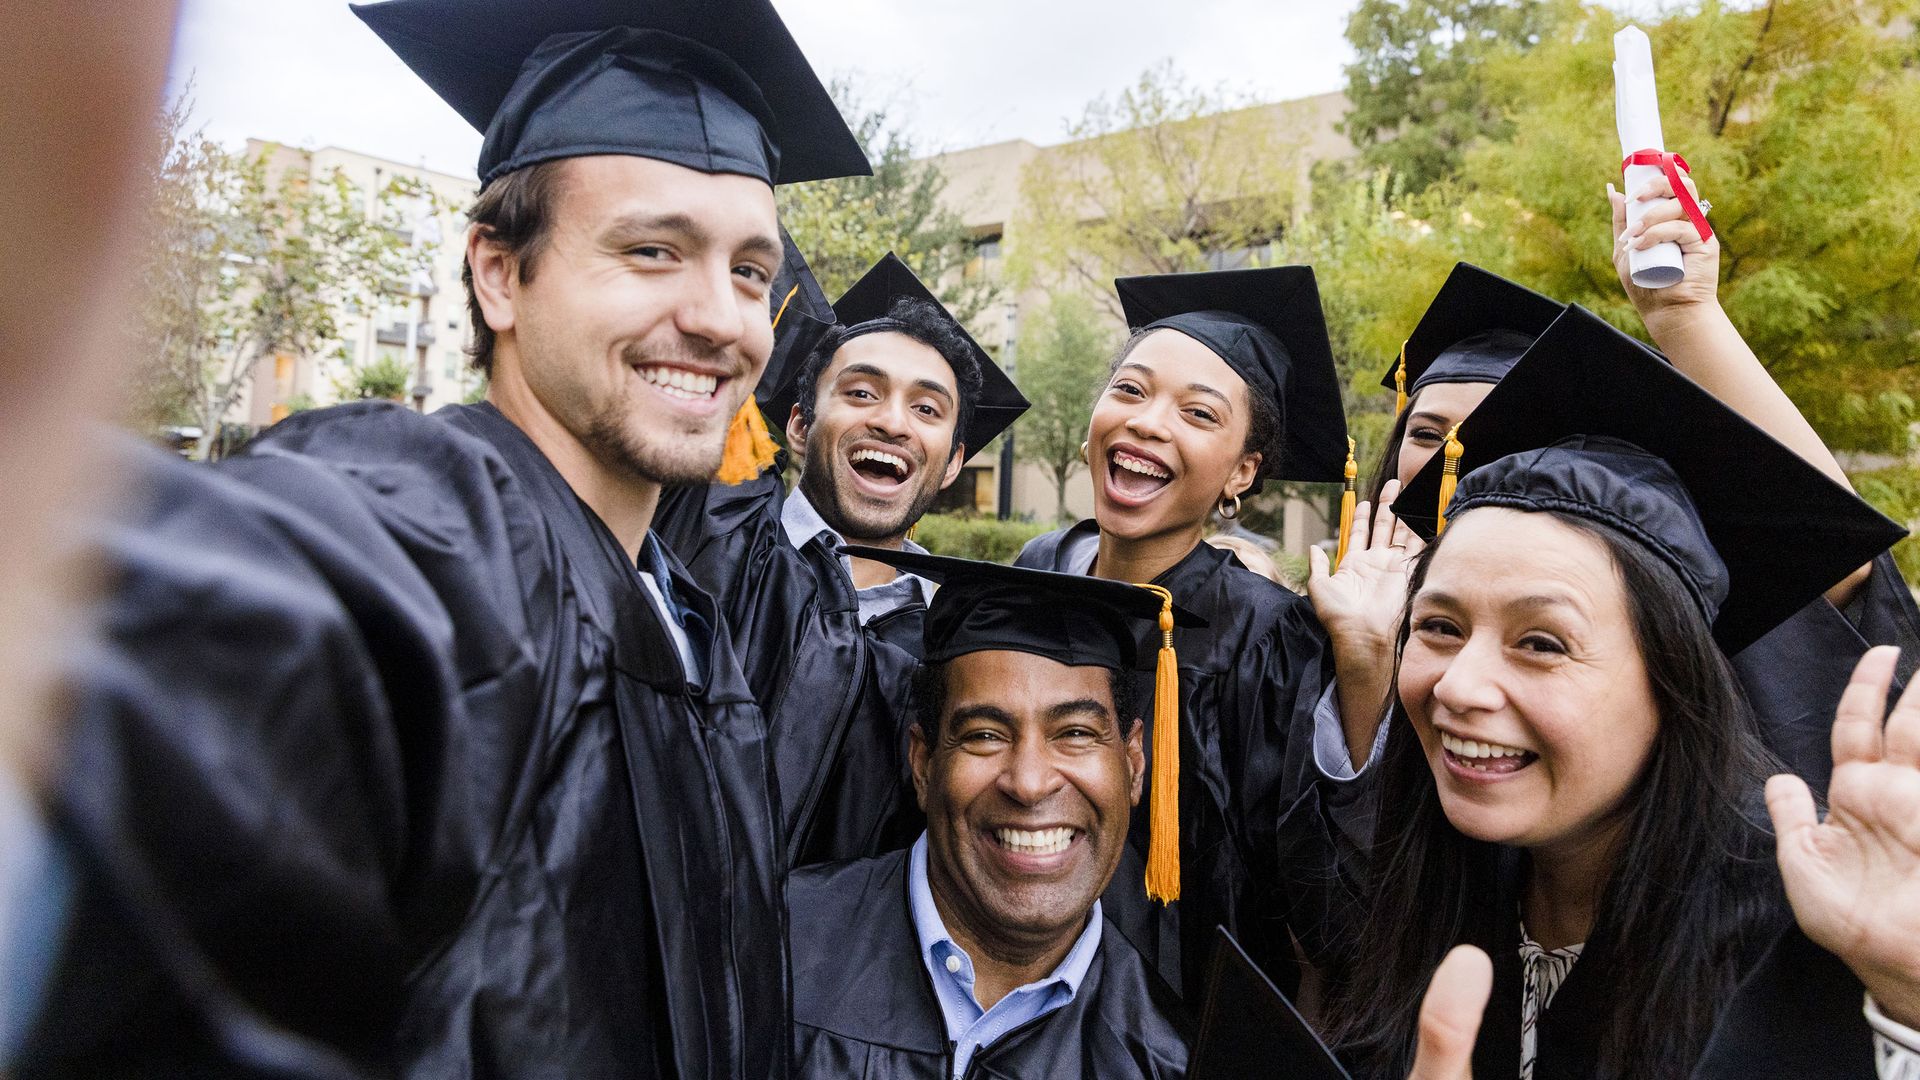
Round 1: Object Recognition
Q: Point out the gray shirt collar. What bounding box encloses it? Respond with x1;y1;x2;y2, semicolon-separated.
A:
780;485;933;622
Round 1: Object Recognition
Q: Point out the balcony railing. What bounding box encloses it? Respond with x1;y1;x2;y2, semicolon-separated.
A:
375;321;437;347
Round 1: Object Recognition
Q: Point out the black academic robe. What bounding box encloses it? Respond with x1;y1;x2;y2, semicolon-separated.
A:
788;850;1192;1080
657;472;923;866
1016;521;1336;1000
1732;551;1920;796
21;401;787;1079
1444;849;1877;1080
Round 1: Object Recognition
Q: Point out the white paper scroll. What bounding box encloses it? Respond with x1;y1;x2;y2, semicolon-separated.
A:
1613;26;1685;289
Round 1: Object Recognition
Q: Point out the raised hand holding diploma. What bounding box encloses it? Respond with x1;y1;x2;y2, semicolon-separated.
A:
1767;646;1920;1031
1614;25;1699;289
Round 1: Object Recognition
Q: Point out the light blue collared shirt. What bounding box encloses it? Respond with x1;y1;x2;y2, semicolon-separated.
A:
907;833;1102;1079
780;486;933;625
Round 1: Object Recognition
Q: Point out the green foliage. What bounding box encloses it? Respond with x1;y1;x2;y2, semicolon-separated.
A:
1848;464;1920;581
1013;294;1121;520
776;80;996;326
1339;0;1568;194
128;94;439;457
339;355;412;401
283;392;317;414
1008;63;1307;314
463;380;490;405
913;513;1051;563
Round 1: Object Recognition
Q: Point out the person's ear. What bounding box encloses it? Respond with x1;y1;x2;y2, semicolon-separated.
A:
784;403;809;457
1126;718;1146;806
938;441;967;489
909;722;932;813
467;227;517;337
1224;451;1262;503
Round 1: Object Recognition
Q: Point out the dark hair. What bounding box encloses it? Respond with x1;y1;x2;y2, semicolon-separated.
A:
911;658;1137;740
1322;510;1784;1079
1365;402;1413;504
461;160;571;378
1101;327;1284;476
796;296;984;460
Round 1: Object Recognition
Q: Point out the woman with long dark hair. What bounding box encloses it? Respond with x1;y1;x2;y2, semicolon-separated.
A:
1323;307;1920;1078
1013;265;1390;1000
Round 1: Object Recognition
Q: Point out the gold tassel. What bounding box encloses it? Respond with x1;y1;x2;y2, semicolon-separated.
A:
1333;437;1358;571
713;283;803;484
1136;583;1181;905
1394;340;1409;417
1435;423;1464;536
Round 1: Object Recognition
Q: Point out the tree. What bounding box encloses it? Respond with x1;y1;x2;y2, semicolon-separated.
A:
129;99;432;457
338;353;411;401
1008;63;1309;317
776;79;996;325
1338;0;1567;195
1014;294;1119;520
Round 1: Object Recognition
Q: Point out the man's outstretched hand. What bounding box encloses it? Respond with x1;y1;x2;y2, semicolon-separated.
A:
1407;945;1492;1080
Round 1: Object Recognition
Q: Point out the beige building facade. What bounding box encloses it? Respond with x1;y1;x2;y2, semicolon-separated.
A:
236;141;481;430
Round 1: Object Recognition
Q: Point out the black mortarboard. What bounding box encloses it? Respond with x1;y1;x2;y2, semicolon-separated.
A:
767;253;1029;464
1191;928;1353;1080
759;225;836;411
1381;263;1564;410
351;0;871;188
1395;305;1906;653
840;547;1204;668
1115;266;1348;486
845;545;1203;904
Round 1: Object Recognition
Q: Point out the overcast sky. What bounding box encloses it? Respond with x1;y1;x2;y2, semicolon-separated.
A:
166;0;1364;179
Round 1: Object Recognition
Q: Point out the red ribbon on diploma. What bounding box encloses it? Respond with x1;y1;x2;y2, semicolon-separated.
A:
1621;149;1712;243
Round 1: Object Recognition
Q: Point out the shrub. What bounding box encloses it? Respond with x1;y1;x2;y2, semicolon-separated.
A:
913;513;1051;564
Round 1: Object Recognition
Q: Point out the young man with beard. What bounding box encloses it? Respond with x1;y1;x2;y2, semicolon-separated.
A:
17;1;867;1076
658;253;1027;866
786;551;1193;1079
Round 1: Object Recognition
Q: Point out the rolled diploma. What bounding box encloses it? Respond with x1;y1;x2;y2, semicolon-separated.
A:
1614;26;1685;288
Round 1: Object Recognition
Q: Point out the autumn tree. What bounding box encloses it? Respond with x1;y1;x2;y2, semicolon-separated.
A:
1007;63;1310;317
776;80;995;324
1013;294;1120;520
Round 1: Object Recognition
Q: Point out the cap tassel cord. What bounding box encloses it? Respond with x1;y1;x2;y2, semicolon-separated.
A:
1135;583;1181;905
1333;438;1358;571
1435;423;1464;536
715;283;802;484
1394;340;1409;417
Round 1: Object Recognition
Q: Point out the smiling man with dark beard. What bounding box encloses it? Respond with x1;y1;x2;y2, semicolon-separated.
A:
657;251;1029;867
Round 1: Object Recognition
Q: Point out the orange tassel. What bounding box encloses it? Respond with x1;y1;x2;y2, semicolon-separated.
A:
1435;423;1464;536
1394;340;1409;417
1137;583;1181;905
1334;437;1358;570
712;283;803;484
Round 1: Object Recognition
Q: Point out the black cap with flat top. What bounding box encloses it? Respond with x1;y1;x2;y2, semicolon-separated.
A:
351;0;870;187
1380;263;1565;401
1190;926;1354;1080
1115;266;1348;486
762;253;1028;464
757;225;836;414
1394;304;1906;653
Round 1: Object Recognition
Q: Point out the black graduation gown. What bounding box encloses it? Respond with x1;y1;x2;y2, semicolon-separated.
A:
1016;521;1336;1000
1732;551;1920;796
1445;850;1877;1080
657;473;923;866
788;850;1192;1079
21;401;787;1078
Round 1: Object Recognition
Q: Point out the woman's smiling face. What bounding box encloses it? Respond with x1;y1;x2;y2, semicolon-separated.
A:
1397;507;1662;859
1087;329;1261;545
1394;381;1496;490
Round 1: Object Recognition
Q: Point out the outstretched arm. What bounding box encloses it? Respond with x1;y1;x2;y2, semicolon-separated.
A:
1611;175;1872;605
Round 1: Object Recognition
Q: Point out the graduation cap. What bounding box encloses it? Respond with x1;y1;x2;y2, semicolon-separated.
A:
351;0;871;188
1115;266;1349;487
1394;305;1906;653
764;253;1029;465
1381;263;1564;415
1190;927;1353;1080
843;546;1205;904
714;226;836;483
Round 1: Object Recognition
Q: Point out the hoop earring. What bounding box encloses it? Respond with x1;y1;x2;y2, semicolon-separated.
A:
1079;440;1090;464
1218;494;1241;520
